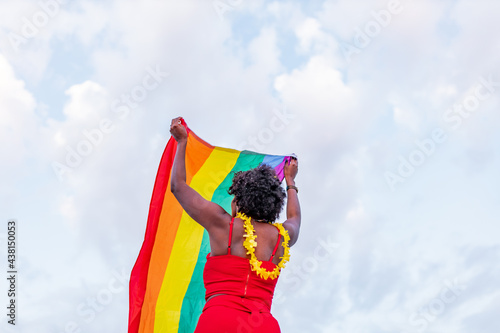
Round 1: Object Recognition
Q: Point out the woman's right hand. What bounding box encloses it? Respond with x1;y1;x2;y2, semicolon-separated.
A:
170;117;188;143
284;156;298;184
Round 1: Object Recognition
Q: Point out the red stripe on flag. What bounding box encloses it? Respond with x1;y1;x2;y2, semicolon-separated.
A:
128;120;191;333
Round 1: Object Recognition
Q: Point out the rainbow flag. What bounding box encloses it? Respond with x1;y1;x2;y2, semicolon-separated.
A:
129;120;291;333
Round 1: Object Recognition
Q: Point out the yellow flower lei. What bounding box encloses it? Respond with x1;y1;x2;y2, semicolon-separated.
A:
237;212;291;280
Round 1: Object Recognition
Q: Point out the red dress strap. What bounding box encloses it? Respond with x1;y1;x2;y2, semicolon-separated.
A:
228;217;234;255
269;228;281;261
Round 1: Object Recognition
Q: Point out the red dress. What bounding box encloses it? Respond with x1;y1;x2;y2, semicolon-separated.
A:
194;218;282;333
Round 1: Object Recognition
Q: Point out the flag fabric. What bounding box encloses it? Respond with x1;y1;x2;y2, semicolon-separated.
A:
129;120;292;333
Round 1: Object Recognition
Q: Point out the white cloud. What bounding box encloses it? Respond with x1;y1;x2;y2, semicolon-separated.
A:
392;105;420;132
450;0;500;74
248;27;282;75
63;81;108;120
274;55;360;146
319;0;391;40
0;54;38;182
295;17;322;53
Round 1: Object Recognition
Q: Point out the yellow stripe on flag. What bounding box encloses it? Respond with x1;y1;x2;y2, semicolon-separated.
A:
154;147;239;332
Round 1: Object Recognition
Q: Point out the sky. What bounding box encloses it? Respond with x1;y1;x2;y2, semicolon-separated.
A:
0;0;499;332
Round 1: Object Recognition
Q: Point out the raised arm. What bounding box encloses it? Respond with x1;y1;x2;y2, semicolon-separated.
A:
169;117;228;230
283;157;301;246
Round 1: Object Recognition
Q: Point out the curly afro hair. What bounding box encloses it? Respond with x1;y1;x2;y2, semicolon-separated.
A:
228;164;286;223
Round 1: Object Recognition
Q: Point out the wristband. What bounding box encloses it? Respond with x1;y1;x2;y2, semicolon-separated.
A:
286;185;298;193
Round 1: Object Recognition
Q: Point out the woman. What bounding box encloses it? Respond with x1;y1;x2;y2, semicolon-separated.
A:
169;117;300;332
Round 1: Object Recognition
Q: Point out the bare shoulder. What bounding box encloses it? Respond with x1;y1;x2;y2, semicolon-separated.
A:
205;206;232;232
205;213;231;256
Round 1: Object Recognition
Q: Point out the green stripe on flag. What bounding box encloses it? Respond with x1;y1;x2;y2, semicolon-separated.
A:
178;152;266;332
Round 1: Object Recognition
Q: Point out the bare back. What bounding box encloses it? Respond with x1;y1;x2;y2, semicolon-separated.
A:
208;216;285;266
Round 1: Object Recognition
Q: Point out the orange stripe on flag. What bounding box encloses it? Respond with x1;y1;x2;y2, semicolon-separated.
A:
138;133;214;332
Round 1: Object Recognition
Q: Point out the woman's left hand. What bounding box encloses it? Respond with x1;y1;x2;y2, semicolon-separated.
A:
170;117;188;142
